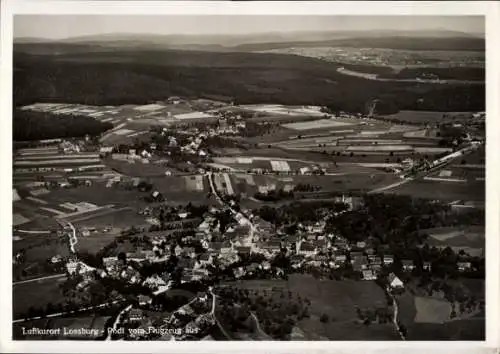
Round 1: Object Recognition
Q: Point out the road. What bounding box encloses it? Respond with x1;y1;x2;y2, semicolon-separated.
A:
209;289;233;340
207;172;256;246
55;219;78;254
249;312;272;339
105;304;133;341
13;273;66;286
387;289;406;340
369;142;483;194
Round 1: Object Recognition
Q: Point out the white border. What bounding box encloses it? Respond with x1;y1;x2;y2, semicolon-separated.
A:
1;1;499;353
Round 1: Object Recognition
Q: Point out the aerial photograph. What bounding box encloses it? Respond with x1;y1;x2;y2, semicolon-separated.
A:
11;15;485;341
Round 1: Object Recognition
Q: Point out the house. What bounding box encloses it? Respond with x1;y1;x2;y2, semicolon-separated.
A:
260;261;272;270
315;255;328;263
207;241;222;252
181;274;194;284
383;255;394;265
350;251;363;263
368;255;382;265
297;242;316;256
233;267;245;278
457;261;472;272
245;263;260;274
356;241;367;249
143;275;167;289
423;262;432;271
370;264;382;274
51;255;63;264
178;304;195;316
352;256;369;272
310;222;325;234
402;260;415;272
362;269;376;281
235;246;251;255
334;252;347;263
178;258;196;270
263;240;281;253
138;295;152;306
365;247;375;255
126;252;146;262
183;247;197;259
221;241;233;254
313;237;329;249
191;269;209;280
290;254;305;265
388;273;404;289
99;146;114;154
219;252;239;266
129;309;144;322
199;253;213;265
174;245;183;256
132;178;141;188
299;167;310;175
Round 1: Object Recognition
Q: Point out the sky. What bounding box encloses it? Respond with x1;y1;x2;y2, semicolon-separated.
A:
14;15;485;39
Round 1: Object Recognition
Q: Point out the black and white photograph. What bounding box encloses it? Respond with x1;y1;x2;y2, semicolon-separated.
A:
1;1;499;352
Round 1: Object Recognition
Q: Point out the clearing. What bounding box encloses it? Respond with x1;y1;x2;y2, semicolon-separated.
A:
414;297;452;324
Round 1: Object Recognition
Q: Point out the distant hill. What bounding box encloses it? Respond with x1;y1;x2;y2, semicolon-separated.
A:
14;29;485;53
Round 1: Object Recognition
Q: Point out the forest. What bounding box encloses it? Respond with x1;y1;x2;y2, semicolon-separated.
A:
13;110;113;141
14;50;485;114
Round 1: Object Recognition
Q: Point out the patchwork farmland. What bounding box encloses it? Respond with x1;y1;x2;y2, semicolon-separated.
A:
266;115;452;161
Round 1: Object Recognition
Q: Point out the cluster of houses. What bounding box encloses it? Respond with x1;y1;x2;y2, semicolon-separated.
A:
122;292;215;341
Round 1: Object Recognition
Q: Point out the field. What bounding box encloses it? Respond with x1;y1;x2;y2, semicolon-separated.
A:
288;275;397;340
422;226;484;243
283;119;355;131
390;179;485;202
71;207;147;229
254;115;450;160
230;169;399;199
421;226;484;256
222;275;398;340
148;175;213;204
75;234;118;254
184;175;205;192
240;104;325;117
13;213;31;226
426;166;485;183
407;317;484;340
398;281;484;340
13;276;68;319
104;158;170;178
43;185;145;208
383;110;475;124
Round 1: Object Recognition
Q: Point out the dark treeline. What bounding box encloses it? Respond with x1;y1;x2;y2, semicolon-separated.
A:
13;110;113;141
14;52;485;114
